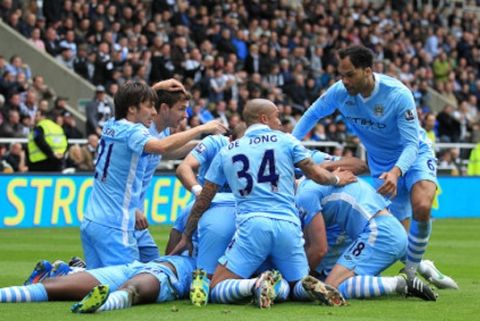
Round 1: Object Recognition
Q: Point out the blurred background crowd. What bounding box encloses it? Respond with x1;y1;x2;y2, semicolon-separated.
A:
1;0;480;174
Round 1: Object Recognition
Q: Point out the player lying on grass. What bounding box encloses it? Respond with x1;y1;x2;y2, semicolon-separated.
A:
0;255;195;313
296;176;438;301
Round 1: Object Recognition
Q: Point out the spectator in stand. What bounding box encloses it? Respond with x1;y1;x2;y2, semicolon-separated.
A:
27;109;67;172
62;112;83;139
437;105;461;143
43;27;61;57
31;75;55;105
56;47;74;70
423;112;438;150
467;140;480;176
83;134;99;162
29;27;45;51
19;89;37;123
3;142;28;172
6;55;31;80
65;144;94;172
86;85;114;136
0;110;27;138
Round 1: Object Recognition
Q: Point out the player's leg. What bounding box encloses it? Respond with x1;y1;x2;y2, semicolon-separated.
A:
135;229;160;263
0;270;101;304
81;220;140;269
268;220;344;306
209;217;274;308
197;205;236;277
406;179;436;277
328;214;407;299
190;205;236;306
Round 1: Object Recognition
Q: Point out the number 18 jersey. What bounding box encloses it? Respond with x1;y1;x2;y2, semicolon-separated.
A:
205;124;310;225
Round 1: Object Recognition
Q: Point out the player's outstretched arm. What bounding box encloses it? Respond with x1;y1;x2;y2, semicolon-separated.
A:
144;120;227;155
176;154;202;196
298;158;357;186
168;181;218;255
162;141;198;160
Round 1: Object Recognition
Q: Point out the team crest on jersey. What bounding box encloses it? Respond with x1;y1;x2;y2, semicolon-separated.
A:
405;109;415;121
373;104;384;116
194;143;206;153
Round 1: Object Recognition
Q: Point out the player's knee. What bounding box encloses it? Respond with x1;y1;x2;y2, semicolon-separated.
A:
412;199;432;221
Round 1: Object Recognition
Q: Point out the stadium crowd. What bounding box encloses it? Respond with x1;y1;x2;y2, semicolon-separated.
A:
0;0;480;173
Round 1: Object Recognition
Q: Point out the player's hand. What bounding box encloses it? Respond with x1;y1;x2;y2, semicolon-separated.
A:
152;79;186;92
135;210;149;230
168;233;193;256
377;168;401;198
333;167;357;186
200;120;228;135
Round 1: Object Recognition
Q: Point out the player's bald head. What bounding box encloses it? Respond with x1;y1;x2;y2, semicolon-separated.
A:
243;99;277;126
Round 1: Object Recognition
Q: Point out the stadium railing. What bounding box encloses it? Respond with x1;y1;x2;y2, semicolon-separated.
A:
0;137;475;174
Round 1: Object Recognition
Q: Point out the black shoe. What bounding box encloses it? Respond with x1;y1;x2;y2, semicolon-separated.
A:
402;274;438;301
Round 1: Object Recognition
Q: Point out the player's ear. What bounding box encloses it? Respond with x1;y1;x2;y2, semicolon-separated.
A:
127;105;138;114
364;66;373;76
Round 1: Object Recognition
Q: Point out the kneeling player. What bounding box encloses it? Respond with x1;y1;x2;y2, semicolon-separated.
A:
296;177;438;301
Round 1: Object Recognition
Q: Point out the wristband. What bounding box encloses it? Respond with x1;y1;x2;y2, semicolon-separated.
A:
191;184;203;196
333;175;340;186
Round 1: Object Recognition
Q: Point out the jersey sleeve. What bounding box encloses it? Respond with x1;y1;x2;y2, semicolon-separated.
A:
394;90;420;175
128;125;154;155
285;133;311;164
190;135;218;166
204;152;227;187
292;82;340;140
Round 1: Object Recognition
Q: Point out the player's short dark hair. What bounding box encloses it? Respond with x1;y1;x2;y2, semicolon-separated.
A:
114;81;157;119
338;46;374;69
155;89;191;111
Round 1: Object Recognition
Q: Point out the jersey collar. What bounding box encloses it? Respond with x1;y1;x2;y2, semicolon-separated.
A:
358;73;380;103
245;123;270;134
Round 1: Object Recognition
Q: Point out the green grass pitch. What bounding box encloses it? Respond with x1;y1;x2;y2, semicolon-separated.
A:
1;219;479;321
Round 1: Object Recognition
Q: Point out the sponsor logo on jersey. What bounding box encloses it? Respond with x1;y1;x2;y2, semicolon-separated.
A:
374;104;384;116
194;143;206;153
405;109;415;121
345;116;386;129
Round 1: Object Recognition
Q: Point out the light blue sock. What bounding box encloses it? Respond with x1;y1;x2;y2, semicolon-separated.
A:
274;279;290;302
210;279;256;303
337;276;400;299
406;219;432;276
0;284;48;302
97;290;130;312
292;280;311;301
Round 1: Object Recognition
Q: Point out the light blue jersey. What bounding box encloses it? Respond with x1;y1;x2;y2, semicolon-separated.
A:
296;178;407;275
84;118;153;232
206;124;309;225
293;73;433;176
190;135;229;188
134;124;170;263
296;178;390;239
136;124;171;212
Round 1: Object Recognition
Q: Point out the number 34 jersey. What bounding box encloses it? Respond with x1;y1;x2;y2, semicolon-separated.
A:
84;118;154;231
205;124;310;225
